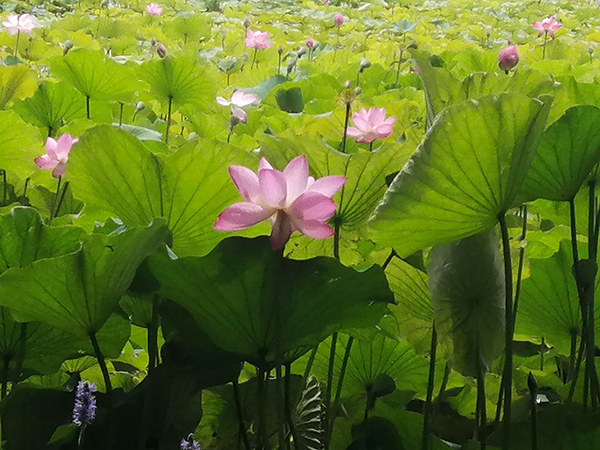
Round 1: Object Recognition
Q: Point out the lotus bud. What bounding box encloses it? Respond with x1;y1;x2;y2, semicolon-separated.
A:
150;37;157;47
306;38;315;48
135;101;145;112
354;86;362;95
156;42;167;58
243;15;250;29
344;80;350;88
334;13;344;26
187;132;199;141
62;39;73;56
589;46;594;54
359;58;371;72
486;27;492;38
498;44;519;74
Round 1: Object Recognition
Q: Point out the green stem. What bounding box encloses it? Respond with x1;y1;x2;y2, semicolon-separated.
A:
276;364;286;450
341;101;351;153
118;102;124;127
251;48;258;69
540;337;545;372
323;332;338;450
476;365;487;449
78;425;86;449
13;323;27;388
48;176;62;225
438;363;451;399
1;170;6;205
369;141;374;152
301;346;318;389
233;379;252;450
333;220;341;261
257;368;268;450
86;96;91;120
147;296;159;371
55;181;69;221
542;32;548;59
512;206;528;325
498;212;513;450
328;335;354;446
530;380;537;450
394;47;403;87
284;363;301;450
1;356;9;400
165;96;173;144
422;325;437;450
14;31;20;57
89;332;112;392
568;337;586;403
587;182;599;409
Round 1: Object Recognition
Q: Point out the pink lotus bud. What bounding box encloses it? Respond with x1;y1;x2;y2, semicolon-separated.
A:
344;80;350;88
306;38;315;48
498;44;519;74
156;42;167;58
334;14;344;26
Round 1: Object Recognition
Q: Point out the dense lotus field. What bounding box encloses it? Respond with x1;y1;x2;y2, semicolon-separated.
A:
4;0;600;449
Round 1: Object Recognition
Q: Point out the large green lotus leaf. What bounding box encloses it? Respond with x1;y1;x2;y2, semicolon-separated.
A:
51;48;138;101
461;70;555;102
0;64;36;110
12;81;86;134
0;220;168;336
140;56;215;107
369;93;551;257
386;257;434;354
312;319;429;400
149;236;392;366
428;229;505;377
0;110;43;179
68;125;261;257
518;105;600;203
517;241;600;354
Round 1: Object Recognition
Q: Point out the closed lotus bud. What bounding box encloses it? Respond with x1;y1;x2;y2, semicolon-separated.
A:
359;58;371;72
486;27;492;38
527;372;538;393
344;80;350;88
135;101;145;112
62;39;73;56
354;86;362;95
306;38;315;48
278;45;283;55
589;46;594;54
243;15;250;29
150;37;157;47
334;13;344;26
156;42;167;58
498;44;519;74
229;115;242;128
298;46;308;57
187;132;199;141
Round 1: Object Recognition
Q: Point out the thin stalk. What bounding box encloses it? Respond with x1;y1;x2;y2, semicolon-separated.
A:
251;48;258;69
22;177;29;198
276;364;286;450
512;206;528;325
277;51;282;75
323;333;338;450
333;220;341;260
89;332;112;392
394;47;404;87
147;296;159;371
542;32;548;59
257;368;268;450
284;363;301;449
587;182;599;410
165;96;173;144
1;356;9;399
233;379;252;450
568;338;586;403
328;335;354;446
86;96;91;120
54;181;70;221
118;102;124;127
476;367;487;449
438;363;451;399
530;383;537;450
570;332;578;380
498;212;514;450
14;31;20;57
48;176;62;225
227;126;233;144
369;141;374;152
13;323;27;388
340;101;351;153
422;325;437;450
540;337;545;372
78;425;86;449
1;170;6;205
301;346;318;389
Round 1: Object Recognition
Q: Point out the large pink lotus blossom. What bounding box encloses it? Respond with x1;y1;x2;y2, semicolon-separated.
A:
34;134;78;178
498;44;519;73
245;29;272;49
145;3;163;16
2;13;37;36
533;17;561;38
215;156;346;250
346;108;396;144
334;13;344;26
216;90;259;123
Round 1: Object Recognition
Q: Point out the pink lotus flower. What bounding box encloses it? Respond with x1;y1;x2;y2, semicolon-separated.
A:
334;13;344;26
34;134;78;178
498;44;519;73
215;156;346;250
533;17;561;38
145;3;163;16
245;29;272;49
346;108;396;144
306;38;315;48
216;90;259;123
2;13;36;36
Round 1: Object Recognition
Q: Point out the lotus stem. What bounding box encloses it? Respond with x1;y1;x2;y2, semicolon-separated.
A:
341;101;351;153
233;379;252;450
512;205;528;325
476;362;487;449
333;219;341;260
54;181;70;222
1;170;6;205
301;346;318;388
324;332;337;449
48;176;62;225
119;102;124;127
22;177;29;198
256;368;268;450
86;95;91;119
369;141;374;152
498;212;514;450
165;96;173;144
587;181;600;409
542;32;548;60
147;296;159;371
327;335;354;447
276;364;286;450
284;363;301;450
13;323;27;388
251;48;258;69
14;31;20;57
90;331;113;449
422;325;437;450
529;378;537;450
394;47;404;87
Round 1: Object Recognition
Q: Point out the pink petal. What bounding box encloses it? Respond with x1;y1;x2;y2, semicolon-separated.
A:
352;114;369;131
216;96;231;107
306;175;346;197
346;127;362;138
356;133;377;144
231;105;248;123
307;176;315;188
51;161;66;178
270;211;293;250
231;90;259;107
54;134;76;160
45;137;58;160
259;169;287;209
35;154;58;170
368;108;387;125
532;22;544;32
229;165;260;202
259;157;274;172
283;156;309;204
214;202;273;231
374;123;394;138
293;220;335;240
289;191;337;221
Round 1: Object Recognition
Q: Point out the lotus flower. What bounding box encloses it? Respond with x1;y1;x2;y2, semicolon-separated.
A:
215;156;346;250
216;90;259;123
533;17;561;38
1;13;36;36
245;29;272;49
145;3;163;16
346;108;396;144
498;44;519;73
306;38;315;48
34;134;78;178
334;13;344;26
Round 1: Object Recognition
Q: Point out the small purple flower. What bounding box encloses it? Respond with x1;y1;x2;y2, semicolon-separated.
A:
180;434;201;450
72;381;97;427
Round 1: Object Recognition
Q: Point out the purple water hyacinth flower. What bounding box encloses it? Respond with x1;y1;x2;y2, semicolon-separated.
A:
72;381;97;427
180;434;201;450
